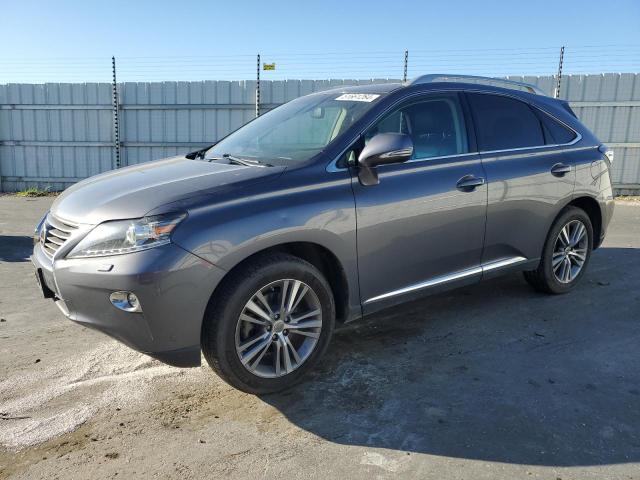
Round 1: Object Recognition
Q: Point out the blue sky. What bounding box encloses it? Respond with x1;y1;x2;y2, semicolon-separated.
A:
2;0;639;82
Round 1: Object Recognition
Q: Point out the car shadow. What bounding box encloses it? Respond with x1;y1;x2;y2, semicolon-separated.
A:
0;235;33;262
261;247;640;467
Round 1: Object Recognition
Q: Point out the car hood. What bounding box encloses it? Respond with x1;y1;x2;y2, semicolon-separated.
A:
51;156;285;224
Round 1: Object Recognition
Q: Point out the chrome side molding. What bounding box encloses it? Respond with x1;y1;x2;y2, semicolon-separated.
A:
364;256;528;305
481;256;528;272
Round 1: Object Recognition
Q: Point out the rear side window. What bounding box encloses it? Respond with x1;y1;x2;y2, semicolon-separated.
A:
538;111;577;145
467;93;544;151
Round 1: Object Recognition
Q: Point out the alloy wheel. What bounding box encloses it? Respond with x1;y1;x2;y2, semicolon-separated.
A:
235;279;322;378
552;219;588;284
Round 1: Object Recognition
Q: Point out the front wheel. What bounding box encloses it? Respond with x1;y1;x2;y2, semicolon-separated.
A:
523;206;593;294
201;253;335;394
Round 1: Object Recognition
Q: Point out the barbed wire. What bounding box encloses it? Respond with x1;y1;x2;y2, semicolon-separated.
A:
1;45;639;83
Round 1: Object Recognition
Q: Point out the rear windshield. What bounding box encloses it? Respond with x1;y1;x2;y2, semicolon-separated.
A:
205;92;384;166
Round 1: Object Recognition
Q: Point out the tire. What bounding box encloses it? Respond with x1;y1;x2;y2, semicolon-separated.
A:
523;206;593;294
201;253;335;394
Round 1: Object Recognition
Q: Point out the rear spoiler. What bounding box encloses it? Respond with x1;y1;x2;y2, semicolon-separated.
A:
559;100;578;118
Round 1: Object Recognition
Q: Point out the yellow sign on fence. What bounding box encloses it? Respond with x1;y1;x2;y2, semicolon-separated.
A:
263;63;276;71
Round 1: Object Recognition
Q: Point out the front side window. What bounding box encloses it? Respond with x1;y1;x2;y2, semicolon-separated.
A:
467;93;545;151
205;92;384;166
364;94;469;160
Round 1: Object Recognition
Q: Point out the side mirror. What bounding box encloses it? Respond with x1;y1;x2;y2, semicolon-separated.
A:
357;133;413;186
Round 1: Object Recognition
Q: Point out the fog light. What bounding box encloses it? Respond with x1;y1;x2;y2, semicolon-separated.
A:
110;291;142;313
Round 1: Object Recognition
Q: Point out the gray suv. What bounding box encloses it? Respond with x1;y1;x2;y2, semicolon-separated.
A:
31;75;615;393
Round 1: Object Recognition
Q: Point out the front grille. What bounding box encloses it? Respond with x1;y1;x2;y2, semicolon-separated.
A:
41;214;79;258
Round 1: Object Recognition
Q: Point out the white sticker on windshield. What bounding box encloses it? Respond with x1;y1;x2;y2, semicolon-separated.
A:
335;93;380;102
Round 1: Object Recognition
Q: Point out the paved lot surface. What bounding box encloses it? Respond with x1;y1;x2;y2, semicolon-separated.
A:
1;196;639;480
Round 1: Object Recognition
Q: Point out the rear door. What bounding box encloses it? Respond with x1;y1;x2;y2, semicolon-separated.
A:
351;92;487;313
465;92;576;270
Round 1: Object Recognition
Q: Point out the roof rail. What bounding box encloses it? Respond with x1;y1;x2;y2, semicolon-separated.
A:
410;74;547;96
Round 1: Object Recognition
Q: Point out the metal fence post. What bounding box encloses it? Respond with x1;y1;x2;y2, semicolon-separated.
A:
111;56;121;168
554;46;565;99
403;50;408;83
255;54;260;118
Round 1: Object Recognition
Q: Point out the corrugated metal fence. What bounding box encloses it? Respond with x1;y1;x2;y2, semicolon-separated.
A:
1;74;639;193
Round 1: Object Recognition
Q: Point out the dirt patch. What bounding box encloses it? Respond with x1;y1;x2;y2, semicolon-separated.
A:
615;195;640;203
0;342;201;451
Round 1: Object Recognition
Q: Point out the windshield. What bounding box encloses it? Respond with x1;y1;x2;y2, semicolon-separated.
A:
205;92;384;166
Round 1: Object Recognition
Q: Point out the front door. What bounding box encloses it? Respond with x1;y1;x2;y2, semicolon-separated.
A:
351;93;487;314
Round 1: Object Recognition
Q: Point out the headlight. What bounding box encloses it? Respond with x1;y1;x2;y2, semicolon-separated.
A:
67;212;186;259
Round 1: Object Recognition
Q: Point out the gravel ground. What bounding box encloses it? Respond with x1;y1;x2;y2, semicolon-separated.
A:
1;196;639;480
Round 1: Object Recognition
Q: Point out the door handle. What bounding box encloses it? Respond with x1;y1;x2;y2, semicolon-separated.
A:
456;175;485;191
551;163;572;176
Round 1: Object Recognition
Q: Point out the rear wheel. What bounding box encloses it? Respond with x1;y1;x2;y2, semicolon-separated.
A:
524;207;593;294
201;253;335;394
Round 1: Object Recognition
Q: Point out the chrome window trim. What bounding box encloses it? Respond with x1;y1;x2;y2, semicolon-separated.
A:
363;256;528;305
478;132;582;156
326;87;583;172
405;151;476;164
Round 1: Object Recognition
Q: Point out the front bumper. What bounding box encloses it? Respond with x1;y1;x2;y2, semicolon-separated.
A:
31;241;226;367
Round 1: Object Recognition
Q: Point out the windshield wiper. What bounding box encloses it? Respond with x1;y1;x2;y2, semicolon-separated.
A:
218;153;272;167
185;144;215;160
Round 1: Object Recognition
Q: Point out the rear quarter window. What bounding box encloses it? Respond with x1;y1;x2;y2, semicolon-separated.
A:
537;110;577;145
467;93;545;151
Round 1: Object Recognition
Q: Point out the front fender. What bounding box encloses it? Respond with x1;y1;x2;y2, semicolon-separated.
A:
171;167;360;318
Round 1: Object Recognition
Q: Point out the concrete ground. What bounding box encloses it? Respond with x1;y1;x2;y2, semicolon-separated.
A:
0;195;639;480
